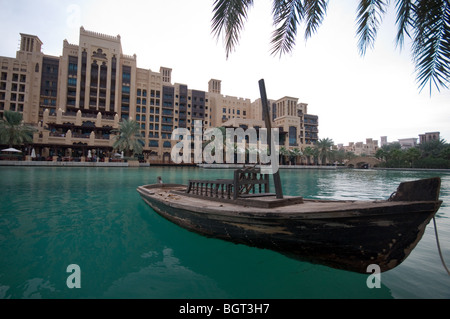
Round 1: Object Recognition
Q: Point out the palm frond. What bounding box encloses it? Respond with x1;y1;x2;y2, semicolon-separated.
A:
112;119;144;155
394;0;413;49
211;0;254;58
412;0;450;92
0;110;36;147
270;0;304;56
304;0;328;40
356;0;390;56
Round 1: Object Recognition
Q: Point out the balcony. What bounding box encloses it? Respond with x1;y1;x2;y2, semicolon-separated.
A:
42;108;119;130
34;130;114;148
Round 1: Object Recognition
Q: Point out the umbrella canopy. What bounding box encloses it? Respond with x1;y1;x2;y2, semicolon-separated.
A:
1;148;22;153
31;148;36;158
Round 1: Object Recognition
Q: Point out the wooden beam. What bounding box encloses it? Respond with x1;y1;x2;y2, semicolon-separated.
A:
259;79;283;199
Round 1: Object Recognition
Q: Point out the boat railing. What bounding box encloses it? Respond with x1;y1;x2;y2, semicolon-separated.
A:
186;167;270;200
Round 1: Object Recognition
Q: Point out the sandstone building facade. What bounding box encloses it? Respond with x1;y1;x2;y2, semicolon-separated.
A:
0;28;319;162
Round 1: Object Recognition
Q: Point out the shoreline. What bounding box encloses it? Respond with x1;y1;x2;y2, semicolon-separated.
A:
197;163;342;170
1;160;449;172
0;160;142;167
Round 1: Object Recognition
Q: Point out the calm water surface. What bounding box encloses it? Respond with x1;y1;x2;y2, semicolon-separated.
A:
0;167;449;299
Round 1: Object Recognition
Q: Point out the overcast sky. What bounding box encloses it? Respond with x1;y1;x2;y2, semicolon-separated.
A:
1;0;448;145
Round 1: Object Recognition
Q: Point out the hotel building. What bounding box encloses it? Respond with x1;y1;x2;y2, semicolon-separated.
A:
0;27;319;163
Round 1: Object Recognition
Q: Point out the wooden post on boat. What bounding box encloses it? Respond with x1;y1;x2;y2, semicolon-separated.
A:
259;79;283;199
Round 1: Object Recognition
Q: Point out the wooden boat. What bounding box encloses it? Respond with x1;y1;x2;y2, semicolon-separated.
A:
137;170;442;274
137;80;443;273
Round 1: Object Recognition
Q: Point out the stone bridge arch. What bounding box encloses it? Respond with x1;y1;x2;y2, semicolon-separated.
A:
346;156;382;168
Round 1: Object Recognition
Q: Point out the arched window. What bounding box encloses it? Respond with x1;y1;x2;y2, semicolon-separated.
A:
163;141;171;148
35;63;39;72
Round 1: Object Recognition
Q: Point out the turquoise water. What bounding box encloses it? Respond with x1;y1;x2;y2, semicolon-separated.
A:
0;167;449;299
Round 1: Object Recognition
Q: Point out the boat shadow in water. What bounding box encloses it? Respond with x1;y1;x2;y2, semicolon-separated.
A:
134;211;395;298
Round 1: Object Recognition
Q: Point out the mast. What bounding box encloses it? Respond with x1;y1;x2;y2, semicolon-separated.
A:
259;79;283;199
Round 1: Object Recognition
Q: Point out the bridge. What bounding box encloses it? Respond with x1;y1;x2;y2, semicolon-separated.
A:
346;156;382;168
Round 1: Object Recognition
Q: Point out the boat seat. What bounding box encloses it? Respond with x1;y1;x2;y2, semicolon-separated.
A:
186;167;270;200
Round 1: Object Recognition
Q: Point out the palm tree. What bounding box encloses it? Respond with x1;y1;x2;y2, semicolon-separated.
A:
303;146;315;165
290;148;303;165
211;0;449;92
112;119;144;158
315;137;334;165
418;138;447;158
0;110;36;148
279;146;290;164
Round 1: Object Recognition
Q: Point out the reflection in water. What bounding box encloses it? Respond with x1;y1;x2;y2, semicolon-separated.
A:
104;248;228;298
21;278;55;299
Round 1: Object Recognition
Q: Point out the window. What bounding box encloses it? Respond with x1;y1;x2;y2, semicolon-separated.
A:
289;126;297;146
163;141;171;148
69;63;78;72
122;72;131;83
149;140;159;147
68;78;77;87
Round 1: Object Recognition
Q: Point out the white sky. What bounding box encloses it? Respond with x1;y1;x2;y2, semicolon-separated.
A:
1;0;449;145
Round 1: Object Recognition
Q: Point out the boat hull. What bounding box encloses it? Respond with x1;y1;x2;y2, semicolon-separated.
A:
137;181;442;274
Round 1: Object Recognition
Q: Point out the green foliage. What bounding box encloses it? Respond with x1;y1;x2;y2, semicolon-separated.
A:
315;137;334;165
0;110;36;147
211;0;450;92
112;119;144;158
378;139;450;168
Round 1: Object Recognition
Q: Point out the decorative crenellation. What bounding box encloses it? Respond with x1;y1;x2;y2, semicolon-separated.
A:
80;26;121;42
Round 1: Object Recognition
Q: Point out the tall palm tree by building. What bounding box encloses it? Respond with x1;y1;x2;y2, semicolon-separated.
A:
0;110;36;148
279;146;291;164
290;148;303;165
315;137;334;165
211;0;449;92
112;119;144;158
303;146;315;165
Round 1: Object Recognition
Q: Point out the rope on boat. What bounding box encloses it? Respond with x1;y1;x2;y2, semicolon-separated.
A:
433;217;450;276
